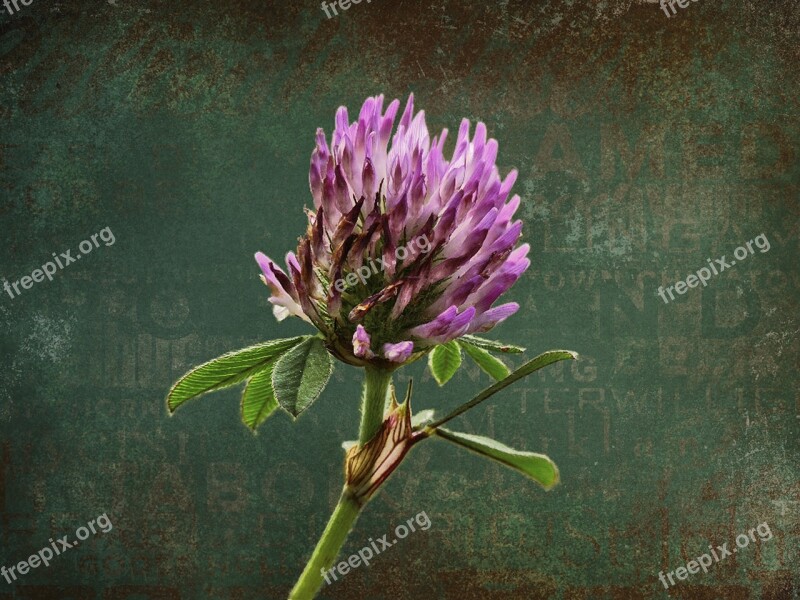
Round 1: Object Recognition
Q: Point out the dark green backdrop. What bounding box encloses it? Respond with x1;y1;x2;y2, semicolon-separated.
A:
1;1;798;598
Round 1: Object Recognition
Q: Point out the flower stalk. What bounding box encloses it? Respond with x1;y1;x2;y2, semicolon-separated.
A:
289;366;396;600
287;488;361;600
359;366;393;445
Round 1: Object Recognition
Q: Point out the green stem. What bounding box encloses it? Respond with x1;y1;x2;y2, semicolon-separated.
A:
287;366;393;599
288;489;360;600
359;366;393;445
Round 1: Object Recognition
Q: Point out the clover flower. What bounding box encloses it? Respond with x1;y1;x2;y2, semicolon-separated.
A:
168;94;577;600
256;94;529;367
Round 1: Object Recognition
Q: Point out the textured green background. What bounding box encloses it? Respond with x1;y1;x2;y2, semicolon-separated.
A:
1;1;798;598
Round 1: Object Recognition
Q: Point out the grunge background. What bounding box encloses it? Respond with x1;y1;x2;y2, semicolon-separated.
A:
1;1;798;598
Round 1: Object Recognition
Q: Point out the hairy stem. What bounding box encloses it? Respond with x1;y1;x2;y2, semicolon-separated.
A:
287;489;360;600
287;366;393;599
359;366;393;445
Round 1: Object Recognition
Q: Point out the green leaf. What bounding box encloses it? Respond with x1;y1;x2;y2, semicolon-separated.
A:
434;428;560;490
460;334;525;354
167;336;307;413
459;341;511;381
241;366;279;432
428;350;578;428
272;337;334;418
428;341;462;386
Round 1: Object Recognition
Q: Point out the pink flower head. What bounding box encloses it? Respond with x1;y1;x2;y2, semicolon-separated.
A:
256;95;528;366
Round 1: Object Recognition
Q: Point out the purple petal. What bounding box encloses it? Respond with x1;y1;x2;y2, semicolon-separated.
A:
254;253;311;323
309;128;330;209
466;246;530;312
353;325;374;359
429;274;485;315
442;207;497;260
410;305;457;338
467;302;520;333
362;155;377;208
398;94;415;131
382;341;414;363
452;119;471;164
408;306;476;345
498;169;518;203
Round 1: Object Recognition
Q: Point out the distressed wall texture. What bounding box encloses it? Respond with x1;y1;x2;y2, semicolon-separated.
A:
0;0;798;598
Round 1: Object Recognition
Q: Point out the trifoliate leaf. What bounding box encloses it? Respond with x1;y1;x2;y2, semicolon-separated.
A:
459;340;511;381
428;341;462;386
272;337;334;418
460;334;525;354
241;365;279;432
167;336;307;412
434;428;560;490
